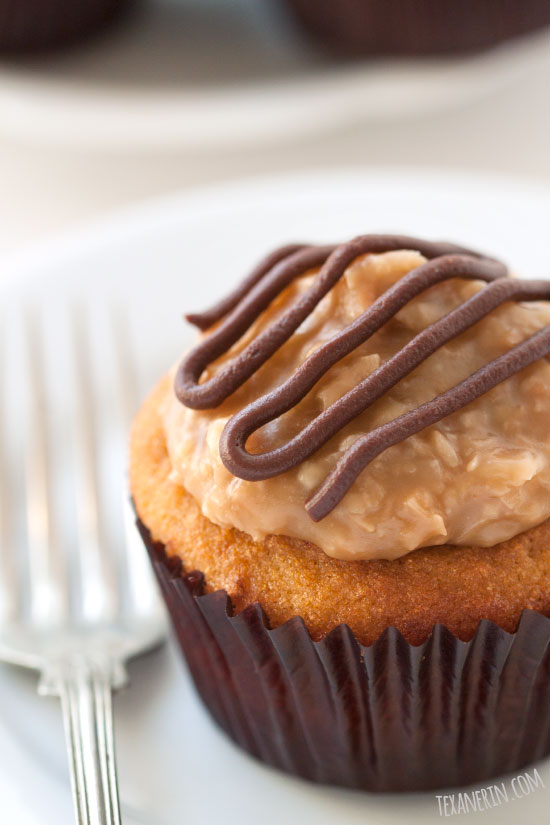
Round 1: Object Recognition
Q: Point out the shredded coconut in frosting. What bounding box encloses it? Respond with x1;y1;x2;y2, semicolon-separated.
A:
161;250;550;561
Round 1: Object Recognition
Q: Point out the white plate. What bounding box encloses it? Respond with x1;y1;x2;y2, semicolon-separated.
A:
1;168;549;825
0;0;549;150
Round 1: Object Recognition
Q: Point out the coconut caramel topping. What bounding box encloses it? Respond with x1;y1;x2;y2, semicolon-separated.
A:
163;236;550;560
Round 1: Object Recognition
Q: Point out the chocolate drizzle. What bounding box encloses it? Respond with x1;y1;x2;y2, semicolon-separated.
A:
175;234;550;520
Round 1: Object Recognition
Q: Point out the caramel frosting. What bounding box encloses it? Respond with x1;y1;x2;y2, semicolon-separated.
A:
163;237;550;561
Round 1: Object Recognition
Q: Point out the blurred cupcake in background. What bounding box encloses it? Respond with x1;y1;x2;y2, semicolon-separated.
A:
283;0;550;55
0;0;130;53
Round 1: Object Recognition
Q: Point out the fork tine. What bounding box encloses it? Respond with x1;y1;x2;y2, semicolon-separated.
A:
0;316;21;622
110;308;160;616
0;306;164;825
24;311;69;625
110;307;139;431
72;308;118;623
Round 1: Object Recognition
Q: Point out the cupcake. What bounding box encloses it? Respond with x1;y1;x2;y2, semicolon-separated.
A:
282;0;550;55
130;234;550;791
0;0;129;53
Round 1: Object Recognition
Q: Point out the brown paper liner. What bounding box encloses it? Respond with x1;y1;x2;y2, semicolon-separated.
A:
0;0;130;52
283;0;550;55
137;519;550;792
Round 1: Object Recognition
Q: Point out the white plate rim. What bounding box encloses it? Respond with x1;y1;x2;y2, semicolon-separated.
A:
3;164;549;285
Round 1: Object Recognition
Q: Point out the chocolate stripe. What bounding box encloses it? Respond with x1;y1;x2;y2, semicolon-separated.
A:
220;276;550;481
173;234;550;522
220;278;550;481
186;243;307;331
176;245;335;409
307;325;550;521
175;235;487;410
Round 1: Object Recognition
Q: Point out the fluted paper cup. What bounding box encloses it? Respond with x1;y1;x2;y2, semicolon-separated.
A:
137;519;550;792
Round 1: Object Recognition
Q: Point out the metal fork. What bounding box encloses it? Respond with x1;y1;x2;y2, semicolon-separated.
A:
0;307;166;825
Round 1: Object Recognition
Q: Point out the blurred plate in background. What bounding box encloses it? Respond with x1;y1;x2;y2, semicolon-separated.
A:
1;168;549;825
0;0;548;150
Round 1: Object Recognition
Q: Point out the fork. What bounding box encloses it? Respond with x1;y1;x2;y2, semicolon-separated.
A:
0;307;166;825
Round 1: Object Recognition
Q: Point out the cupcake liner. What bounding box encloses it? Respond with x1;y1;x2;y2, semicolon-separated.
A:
0;0;130;53
137;518;550;792
283;0;550;55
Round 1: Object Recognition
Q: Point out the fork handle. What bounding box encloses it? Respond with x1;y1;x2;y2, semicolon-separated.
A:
55;660;122;825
